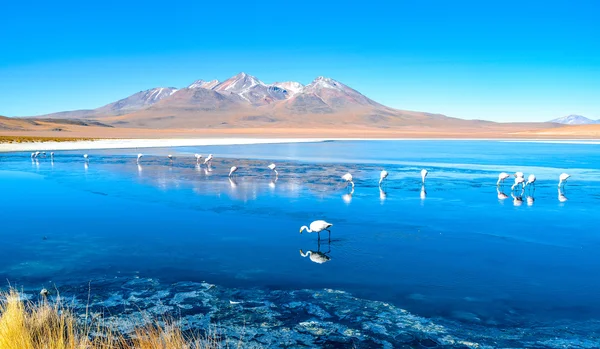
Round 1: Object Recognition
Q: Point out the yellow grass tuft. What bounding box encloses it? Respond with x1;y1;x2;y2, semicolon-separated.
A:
0;289;231;349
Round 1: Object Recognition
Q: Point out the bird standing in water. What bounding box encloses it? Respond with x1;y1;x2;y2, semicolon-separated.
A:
497;172;510;186
342;173;354;188
421;169;428;184
300;220;333;241
379;170;388;186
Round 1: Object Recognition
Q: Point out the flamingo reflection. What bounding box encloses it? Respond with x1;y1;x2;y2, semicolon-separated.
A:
300;240;331;264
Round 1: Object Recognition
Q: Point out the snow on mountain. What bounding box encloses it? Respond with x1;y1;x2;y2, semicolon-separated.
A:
271;81;304;96
96;87;178;115
549;115;598;125
212;72;288;105
188;79;220;89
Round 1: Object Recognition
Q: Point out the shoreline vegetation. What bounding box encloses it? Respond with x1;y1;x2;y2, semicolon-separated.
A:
0;289;238;349
0;136;96;144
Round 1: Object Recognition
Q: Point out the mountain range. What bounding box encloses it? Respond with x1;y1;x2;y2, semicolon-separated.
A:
549;115;599;125
24;72;498;129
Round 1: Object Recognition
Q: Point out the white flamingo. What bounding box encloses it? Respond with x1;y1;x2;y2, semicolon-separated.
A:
167;154;173;162
34;151;40;158
300;220;333;241
558;173;570;188
83;154;89;161
511;176;525;190
342;173;354;188
195;154;202;163
137;153;143;163
268;163;278;177
515;172;524;178
421;169;428;184
525;174;536;191
30;153;35;159
379;170;388;186
50;152;54;159
229;166;238;177
204;154;213;165
497;172;510;186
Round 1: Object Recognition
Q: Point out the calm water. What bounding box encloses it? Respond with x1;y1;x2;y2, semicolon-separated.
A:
1;140;600;347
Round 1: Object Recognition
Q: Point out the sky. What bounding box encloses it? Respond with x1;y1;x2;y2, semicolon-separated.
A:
1;0;599;122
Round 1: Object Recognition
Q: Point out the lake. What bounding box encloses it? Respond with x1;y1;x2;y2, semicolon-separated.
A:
1;140;599;348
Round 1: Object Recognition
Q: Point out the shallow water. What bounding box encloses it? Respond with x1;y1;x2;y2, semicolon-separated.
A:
1;140;600;347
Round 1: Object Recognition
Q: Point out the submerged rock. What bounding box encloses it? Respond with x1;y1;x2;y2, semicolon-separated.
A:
12;277;600;348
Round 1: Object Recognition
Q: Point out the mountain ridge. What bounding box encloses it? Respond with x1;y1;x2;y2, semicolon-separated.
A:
12;72;557;130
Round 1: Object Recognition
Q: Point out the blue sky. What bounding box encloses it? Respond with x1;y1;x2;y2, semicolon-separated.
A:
1;0;599;122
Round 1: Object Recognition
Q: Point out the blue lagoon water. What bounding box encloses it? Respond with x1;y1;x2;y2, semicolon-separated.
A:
1;140;600;348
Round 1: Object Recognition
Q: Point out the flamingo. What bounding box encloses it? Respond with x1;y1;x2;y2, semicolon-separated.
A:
30;153;35;159
525;174;536;191
497;172;510;186
421;169;428;184
515;172;524;178
83;154;89;161
379;170;388;186
511;176;525;190
300;220;333;241
204;154;213;165
342;173;354;188
34;151;40;158
137;153;143;163
268;163;278;177
167;154;173;161
50;152;54;159
558;173;570;188
228;166;238;177
195;154;202;163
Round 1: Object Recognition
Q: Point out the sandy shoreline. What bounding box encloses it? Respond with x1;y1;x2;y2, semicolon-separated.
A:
2;137;600;153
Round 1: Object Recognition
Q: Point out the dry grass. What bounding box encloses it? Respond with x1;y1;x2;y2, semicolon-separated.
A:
0;135;95;144
0;289;232;349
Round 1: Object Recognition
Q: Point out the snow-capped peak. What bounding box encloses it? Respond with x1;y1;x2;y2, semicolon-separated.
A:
271;81;305;96
549;114;598;125
214;72;265;92
308;76;344;90
188;79;220;89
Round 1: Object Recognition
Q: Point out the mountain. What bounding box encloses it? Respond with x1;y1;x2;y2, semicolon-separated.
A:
549;115;598;125
17;72;554;130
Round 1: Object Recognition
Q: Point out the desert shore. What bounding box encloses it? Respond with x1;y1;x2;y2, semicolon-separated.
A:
1;124;600;153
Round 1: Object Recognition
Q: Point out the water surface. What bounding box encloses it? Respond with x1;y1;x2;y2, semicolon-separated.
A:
1;140;599;347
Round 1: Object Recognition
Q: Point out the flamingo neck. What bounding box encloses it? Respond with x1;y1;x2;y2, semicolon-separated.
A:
300;226;311;233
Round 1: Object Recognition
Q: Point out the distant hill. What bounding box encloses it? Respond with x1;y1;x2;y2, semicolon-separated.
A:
549;115;598;125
